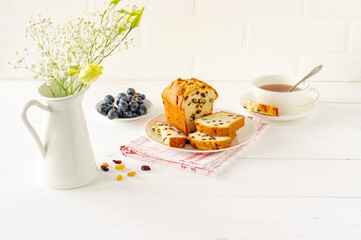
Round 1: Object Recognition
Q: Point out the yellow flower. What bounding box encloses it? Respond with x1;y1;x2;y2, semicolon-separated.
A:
79;64;103;85
67;66;80;76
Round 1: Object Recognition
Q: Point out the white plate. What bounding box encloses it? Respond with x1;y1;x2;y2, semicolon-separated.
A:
144;110;257;153
239;91;316;121
95;99;153;122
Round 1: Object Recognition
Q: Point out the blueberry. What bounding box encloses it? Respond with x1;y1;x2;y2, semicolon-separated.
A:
139;94;146;100
137;104;147;115
107;109;117;119
116;99;119;105
125;110;133;118
118;109;125;118
117;92;127;99
118;100;128;111
104;95;114;105
135;97;143;104
120;96;129;103
97;103;110;116
127;88;136;95
127;94;134;100
129;100;138;112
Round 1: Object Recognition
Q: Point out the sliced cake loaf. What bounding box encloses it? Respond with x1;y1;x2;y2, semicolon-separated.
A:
151;121;187;148
243;99;279;117
194;111;245;137
188;131;236;150
161;78;218;135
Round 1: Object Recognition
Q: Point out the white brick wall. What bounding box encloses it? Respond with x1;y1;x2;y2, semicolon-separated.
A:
0;0;361;82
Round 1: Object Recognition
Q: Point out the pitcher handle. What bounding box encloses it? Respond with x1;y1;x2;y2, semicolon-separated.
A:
21;100;51;158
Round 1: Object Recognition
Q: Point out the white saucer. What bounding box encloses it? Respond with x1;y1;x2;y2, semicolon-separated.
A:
144;109;257;153
95;99;153;122
239;91;316;121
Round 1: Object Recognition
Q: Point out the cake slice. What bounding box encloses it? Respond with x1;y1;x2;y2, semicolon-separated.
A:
243;99;279;117
194;111;245;137
188;131;236;150
151;121;187;148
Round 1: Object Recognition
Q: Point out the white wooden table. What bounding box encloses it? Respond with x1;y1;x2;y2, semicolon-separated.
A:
1;80;361;240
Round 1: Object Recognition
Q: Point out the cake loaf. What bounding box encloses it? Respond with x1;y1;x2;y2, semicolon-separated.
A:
151;121;187;148
161;78;218;135
194;111;245;137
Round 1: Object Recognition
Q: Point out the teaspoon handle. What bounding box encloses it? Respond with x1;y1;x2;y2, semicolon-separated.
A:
289;65;323;92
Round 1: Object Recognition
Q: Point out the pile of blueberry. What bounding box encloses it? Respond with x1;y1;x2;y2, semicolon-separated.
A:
97;88;147;119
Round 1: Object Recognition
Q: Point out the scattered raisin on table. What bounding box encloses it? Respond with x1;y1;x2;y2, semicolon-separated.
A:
101;163;109;167
101;165;109;171
127;171;136;177
116;175;123;181
141;165;151;171
113;160;122;164
115;164;125;171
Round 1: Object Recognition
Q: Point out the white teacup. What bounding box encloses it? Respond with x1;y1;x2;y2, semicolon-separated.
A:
252;74;319;114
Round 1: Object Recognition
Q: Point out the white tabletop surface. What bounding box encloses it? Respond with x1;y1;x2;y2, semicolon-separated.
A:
1;80;361;240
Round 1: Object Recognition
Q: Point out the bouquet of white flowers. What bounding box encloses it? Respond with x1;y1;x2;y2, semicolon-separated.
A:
12;0;144;97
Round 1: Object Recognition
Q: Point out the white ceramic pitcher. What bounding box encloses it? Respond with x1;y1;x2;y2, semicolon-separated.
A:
21;83;97;189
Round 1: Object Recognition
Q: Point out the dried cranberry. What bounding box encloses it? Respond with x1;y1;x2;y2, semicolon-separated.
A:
113;160;122;164
141;165;151;171
101;165;109;171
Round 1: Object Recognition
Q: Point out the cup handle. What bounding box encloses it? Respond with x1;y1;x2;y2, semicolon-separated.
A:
21;100;51;158
298;87;319;108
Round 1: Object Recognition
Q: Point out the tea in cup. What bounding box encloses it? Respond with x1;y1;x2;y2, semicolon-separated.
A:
251;74;319;114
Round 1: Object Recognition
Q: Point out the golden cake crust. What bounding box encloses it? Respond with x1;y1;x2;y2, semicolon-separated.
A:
161;78;218;109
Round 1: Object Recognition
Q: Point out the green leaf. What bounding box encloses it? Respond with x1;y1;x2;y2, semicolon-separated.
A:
115;9;128;14
118;26;127;34
109;0;121;6
131;7;145;29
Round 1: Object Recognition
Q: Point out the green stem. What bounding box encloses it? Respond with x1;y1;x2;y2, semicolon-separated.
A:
98;27;132;64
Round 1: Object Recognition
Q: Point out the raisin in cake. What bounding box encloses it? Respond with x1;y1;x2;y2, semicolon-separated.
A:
188;131;236;150
151;121;187;148
161;78;218;135
243;99;279;117
194;111;245;137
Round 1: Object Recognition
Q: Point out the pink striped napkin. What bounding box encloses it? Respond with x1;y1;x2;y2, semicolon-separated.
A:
119;116;268;176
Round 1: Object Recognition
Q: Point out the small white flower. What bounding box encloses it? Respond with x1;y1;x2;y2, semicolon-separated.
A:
13;2;144;96
60;70;67;77
52;69;60;76
45;78;52;86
